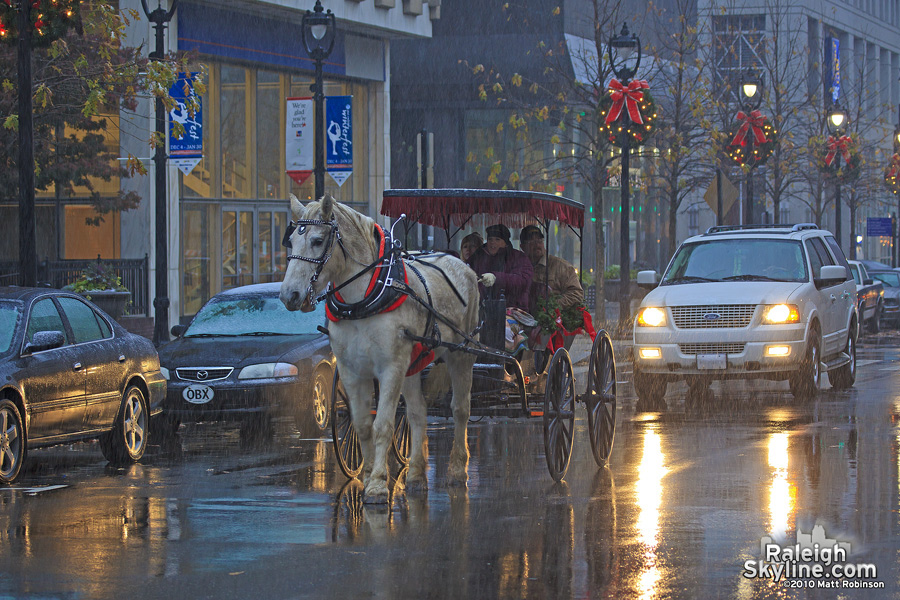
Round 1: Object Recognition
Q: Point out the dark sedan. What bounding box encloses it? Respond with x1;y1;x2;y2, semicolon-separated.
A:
156;283;335;439
0;287;166;484
870;270;900;327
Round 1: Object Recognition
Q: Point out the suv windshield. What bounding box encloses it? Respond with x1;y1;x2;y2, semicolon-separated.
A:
663;238;808;284
186;294;325;337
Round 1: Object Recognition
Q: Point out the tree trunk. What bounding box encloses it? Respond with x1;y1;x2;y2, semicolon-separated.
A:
592;159;606;327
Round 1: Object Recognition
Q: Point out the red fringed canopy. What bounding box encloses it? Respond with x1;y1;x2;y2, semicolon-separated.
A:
381;189;585;230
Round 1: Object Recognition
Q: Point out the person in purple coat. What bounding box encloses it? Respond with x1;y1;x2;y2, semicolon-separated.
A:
467;223;534;311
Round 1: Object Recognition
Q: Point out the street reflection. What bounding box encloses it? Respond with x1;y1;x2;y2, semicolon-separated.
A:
767;431;793;540
636;426;668;599
585;468;618;593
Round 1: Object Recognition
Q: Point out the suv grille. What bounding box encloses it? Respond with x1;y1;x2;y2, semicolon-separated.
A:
175;367;233;382
671;304;756;329
679;342;745;355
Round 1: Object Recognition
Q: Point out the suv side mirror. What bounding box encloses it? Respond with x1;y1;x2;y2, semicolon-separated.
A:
818;265;848;287
24;330;65;353
171;324;186;338
636;270;658;289
864;278;874;286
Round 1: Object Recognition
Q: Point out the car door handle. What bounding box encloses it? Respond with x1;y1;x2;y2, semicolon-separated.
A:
73;362;82;371
118;354;126;362
842;291;851;299
830;294;837;302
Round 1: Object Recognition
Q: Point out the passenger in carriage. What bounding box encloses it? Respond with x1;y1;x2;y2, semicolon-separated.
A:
459;232;484;263
467;223;534;311
519;224;583;315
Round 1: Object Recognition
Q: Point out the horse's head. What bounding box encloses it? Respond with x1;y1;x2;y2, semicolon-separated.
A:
280;193;342;312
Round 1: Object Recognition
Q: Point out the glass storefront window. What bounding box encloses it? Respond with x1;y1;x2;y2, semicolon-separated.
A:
182;67;213;198
257;71;283;199
182;203;218;315
221;66;251;198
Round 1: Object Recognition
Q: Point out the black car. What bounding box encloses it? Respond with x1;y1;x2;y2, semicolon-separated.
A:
0;287;166;484
156;283;335;438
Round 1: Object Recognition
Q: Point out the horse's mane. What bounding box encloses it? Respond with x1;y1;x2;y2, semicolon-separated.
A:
308;195;379;258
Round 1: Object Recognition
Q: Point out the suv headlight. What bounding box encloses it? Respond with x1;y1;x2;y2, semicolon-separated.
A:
238;362;299;379
762;304;800;324
637;307;667;327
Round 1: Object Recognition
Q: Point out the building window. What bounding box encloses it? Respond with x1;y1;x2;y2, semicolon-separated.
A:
779;205;791;225
688;205;700;236
712;14;766;103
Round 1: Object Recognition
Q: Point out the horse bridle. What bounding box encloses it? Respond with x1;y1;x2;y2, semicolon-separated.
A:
283;218;342;305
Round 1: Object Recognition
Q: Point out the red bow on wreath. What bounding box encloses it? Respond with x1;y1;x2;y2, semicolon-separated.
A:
548;308;597;353
731;110;768;146
887;154;900;181
606;79;650;125
824;135;852;167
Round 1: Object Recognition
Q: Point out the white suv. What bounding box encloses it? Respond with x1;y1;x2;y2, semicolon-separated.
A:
632;224;858;402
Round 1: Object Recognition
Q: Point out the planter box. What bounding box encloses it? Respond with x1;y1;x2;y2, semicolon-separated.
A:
79;290;131;320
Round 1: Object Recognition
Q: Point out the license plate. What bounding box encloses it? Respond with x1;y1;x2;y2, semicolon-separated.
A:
697;354;727;370
183;384;214;404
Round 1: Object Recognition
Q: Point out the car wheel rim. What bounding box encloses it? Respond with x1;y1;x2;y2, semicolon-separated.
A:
124;391;146;456
812;343;819;383
848;336;856;377
0;407;21;478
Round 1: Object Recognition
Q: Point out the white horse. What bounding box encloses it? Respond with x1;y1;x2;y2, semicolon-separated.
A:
280;194;479;503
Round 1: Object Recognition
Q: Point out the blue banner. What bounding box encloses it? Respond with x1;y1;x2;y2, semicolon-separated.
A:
830;38;840;104
169;72;202;157
326;96;352;186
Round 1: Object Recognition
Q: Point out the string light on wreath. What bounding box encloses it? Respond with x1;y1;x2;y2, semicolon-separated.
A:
0;0;80;47
884;152;900;194
725;110;777;166
598;78;658;146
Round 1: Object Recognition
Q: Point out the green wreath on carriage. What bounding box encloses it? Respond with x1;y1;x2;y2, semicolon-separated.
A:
598;78;659;146
817;132;862;182
533;294;596;352
724;110;777;167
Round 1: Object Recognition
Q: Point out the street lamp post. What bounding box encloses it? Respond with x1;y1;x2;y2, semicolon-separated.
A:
141;0;178;346
739;70;762;225
608;22;641;332
302;0;336;203
827;102;848;246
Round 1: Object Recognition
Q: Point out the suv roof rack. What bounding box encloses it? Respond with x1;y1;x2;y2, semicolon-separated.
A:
704;223;819;235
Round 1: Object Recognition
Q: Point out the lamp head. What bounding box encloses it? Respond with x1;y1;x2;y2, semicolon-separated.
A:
739;70;762;109
827;103;847;133
608;22;641;82
302;0;336;61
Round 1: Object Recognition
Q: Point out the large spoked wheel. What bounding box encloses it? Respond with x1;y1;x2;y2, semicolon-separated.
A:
331;370;363;479
542;348;575;482
586;331;617;467
507;359;528;414
0;399;26;485
100;384;148;466
391;396;410;466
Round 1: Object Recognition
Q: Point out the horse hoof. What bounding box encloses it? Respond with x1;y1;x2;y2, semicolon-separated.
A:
364;481;390;504
447;476;468;488
406;477;428;495
363;491;390;505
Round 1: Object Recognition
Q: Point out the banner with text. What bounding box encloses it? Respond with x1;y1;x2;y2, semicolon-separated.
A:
168;72;203;175
326;96;353;187
286;97;313;185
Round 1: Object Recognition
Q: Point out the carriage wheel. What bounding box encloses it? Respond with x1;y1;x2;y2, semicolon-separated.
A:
542;348;575;482
391;396;411;466
331;369;363;479
586;331;617;467
506;359;528;415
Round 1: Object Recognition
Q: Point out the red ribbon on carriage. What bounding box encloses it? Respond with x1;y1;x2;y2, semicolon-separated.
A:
547;308;597;353
824;135;853;167
605;79;650;125
731;110;768;147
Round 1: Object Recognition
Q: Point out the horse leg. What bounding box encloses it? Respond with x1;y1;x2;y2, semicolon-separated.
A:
364;370;404;504
401;375;428;493
343;374;376;485
446;351;475;487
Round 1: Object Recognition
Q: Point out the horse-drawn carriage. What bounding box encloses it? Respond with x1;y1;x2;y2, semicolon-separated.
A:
280;188;616;495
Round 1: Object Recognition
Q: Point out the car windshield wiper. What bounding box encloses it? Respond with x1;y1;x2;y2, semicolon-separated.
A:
666;276;719;284
721;274;784;282
236;331;293;336
183;333;239;338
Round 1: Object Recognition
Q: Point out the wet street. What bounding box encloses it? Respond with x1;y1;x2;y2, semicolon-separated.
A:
2;340;899;599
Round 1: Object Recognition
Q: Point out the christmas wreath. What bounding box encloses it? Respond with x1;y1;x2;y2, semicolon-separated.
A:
0;0;80;47
533;294;597;352
598;78;659;147
818;133;862;182
885;153;900;194
724;110;777;167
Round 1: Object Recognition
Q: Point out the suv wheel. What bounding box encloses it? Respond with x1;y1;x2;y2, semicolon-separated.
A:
790;329;821;401
634;370;666;403
868;302;882;334
830;325;857;390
